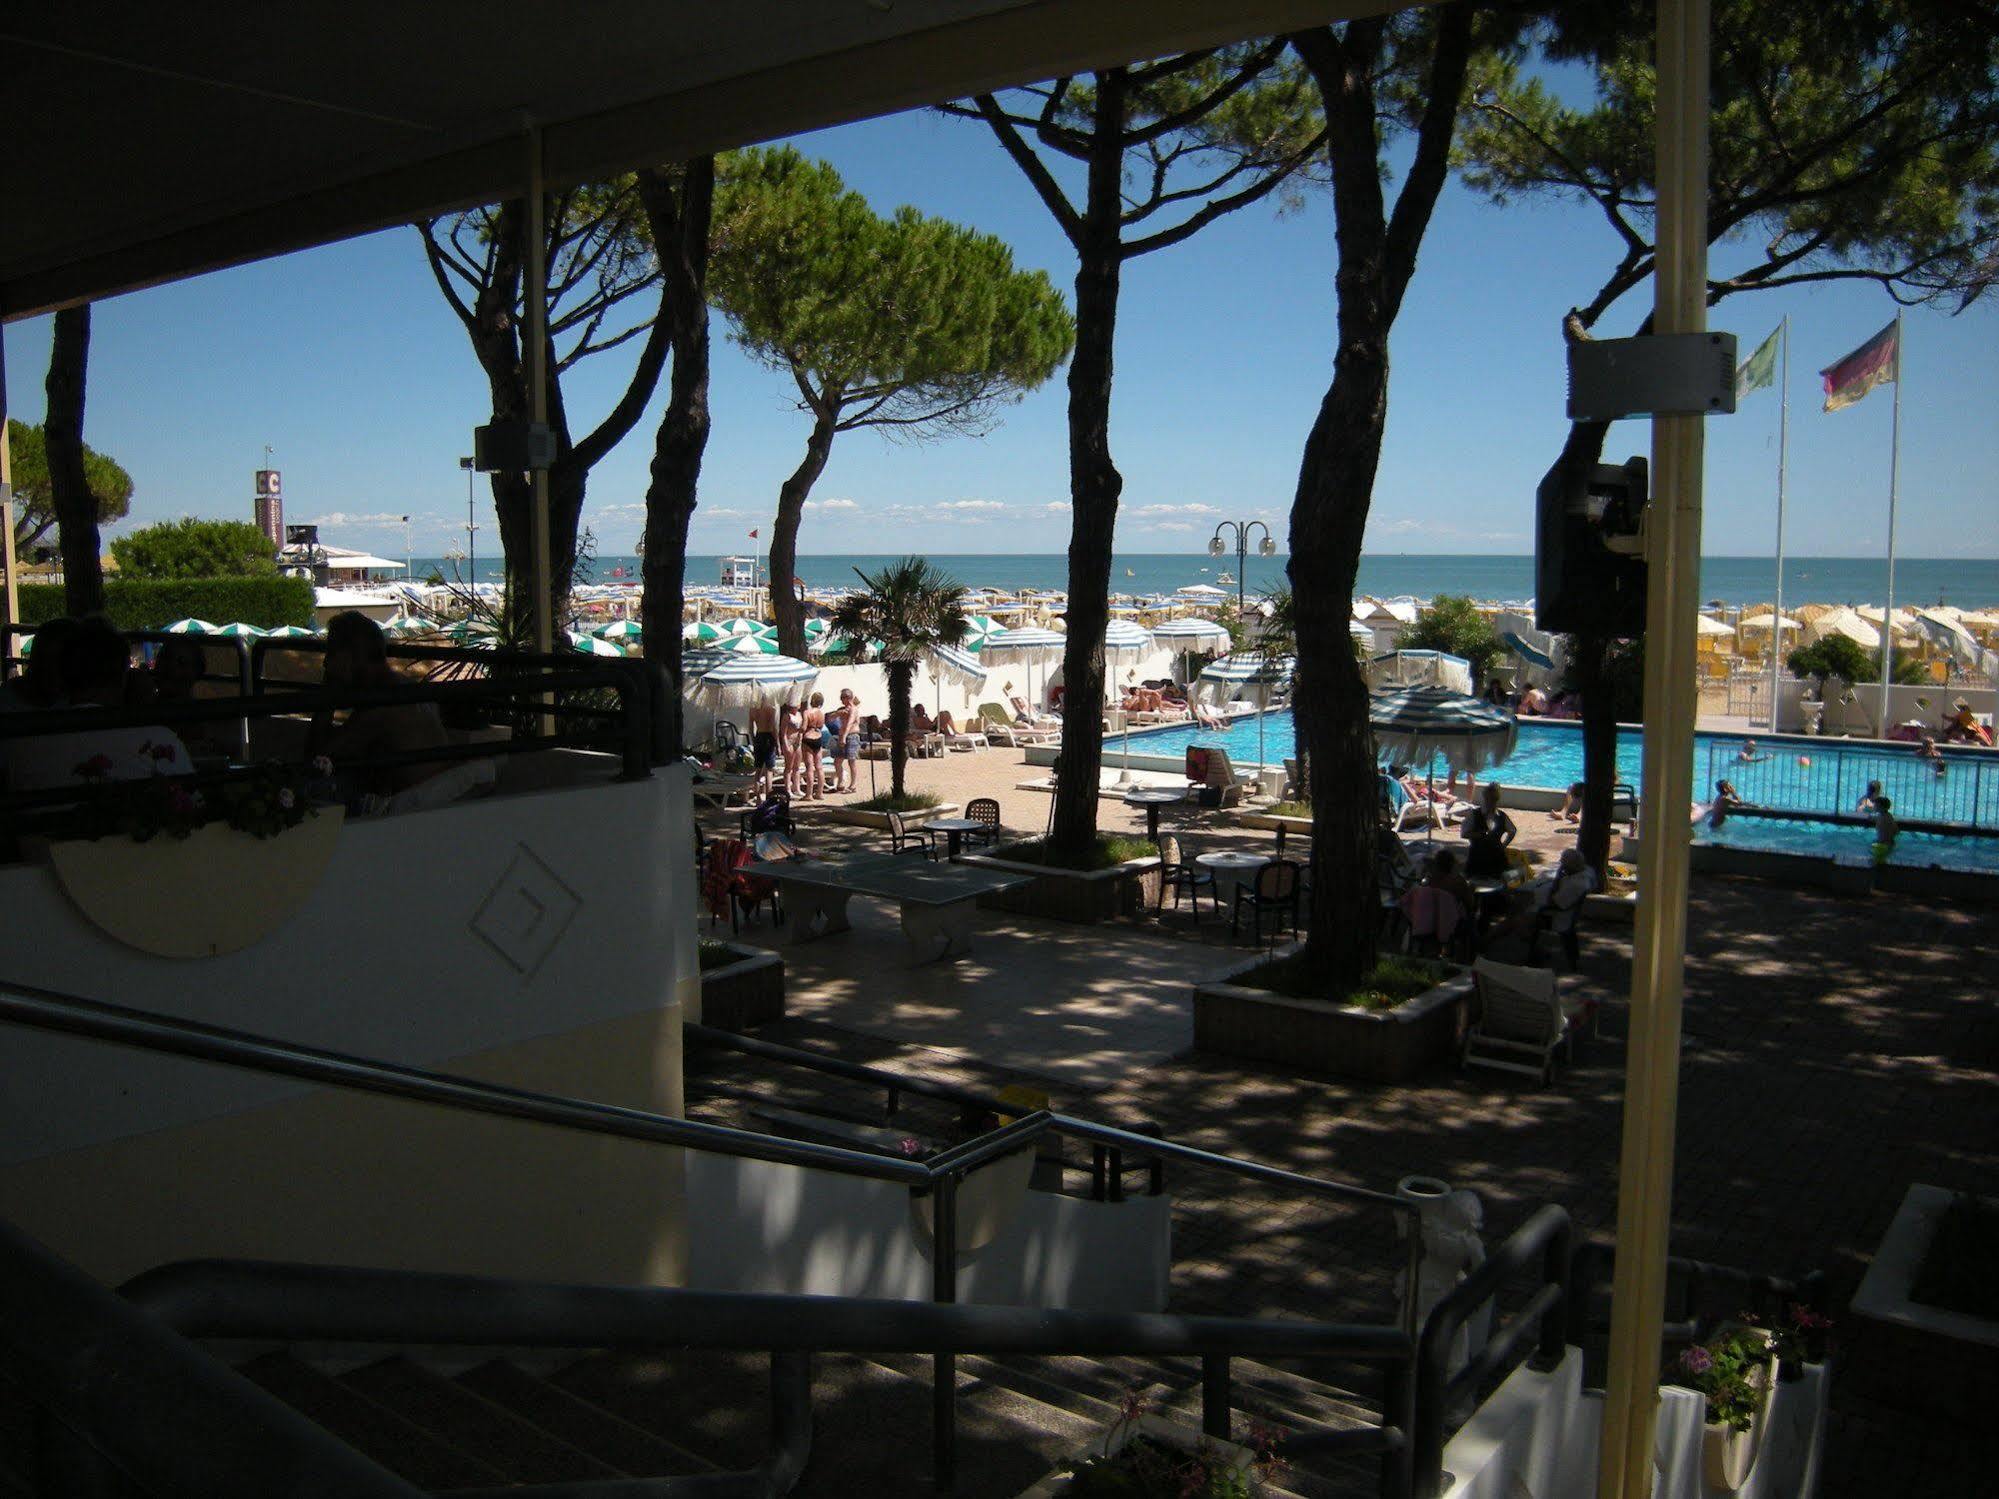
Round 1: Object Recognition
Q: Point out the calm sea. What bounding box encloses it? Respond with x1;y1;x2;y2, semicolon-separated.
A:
407;552;1999;609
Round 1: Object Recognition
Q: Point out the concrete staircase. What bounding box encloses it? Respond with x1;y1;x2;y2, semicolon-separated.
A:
222;1345;1394;1497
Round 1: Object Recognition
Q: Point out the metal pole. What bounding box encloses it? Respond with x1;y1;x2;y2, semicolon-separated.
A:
1597;0;1708;1493
1768;317;1789;729
1878;310;1903;733
931;1174;959;1494
1;323;16;638
524;123;554;661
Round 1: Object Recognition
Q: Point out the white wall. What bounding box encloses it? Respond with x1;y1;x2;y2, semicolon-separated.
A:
1777;677;1995;736
686;1154;1171;1312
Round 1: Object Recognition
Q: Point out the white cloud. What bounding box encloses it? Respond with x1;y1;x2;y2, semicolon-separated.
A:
802;497;860;511
1375;516;1526;544
1133;502;1221;517
1043;501;1072;514
1155;522;1197;533
938;499;1007;511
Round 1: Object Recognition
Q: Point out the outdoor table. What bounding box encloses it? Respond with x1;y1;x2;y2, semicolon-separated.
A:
744;852;1032;963
1195;850;1266;909
1123;786;1188;842
924;816;984;860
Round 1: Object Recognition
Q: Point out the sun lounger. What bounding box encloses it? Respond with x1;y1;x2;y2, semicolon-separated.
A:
978;702;1059;747
1463;957;1598;1085
1184;746;1243;809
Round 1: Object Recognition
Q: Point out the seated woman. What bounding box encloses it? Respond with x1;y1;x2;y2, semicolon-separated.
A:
1422;847;1477;925
309;611;450;798
911;702;937;734
936;709;959;736
1005;683;1058;726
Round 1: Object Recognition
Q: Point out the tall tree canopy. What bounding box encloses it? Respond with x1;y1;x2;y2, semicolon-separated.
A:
6;418;133;556
420;182;671;644
1460;0;1999;873
709;147;1075;657
828;557;970;799
944;47;1325;862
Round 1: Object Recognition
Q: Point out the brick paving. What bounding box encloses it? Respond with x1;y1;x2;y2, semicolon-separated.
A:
693;742;1997;1489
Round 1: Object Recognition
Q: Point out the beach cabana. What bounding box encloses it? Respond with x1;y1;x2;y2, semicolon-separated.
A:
1806;606;1881;650
1194;653;1293;773
981;624;1067;716
1367;649;1473;694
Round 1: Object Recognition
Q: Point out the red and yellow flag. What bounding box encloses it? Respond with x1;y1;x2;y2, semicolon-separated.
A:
1819;319;1898;412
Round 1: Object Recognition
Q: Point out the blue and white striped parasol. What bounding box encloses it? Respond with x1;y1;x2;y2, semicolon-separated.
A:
982;624;1067;716
924;641;988;695
1149;616;1231;648
1102;619;1153;661
689;651;818;709
1368;685;1517;774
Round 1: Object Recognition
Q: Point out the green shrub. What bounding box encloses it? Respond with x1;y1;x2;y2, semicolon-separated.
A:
852;790;943;812
1000;834;1155;870
18;576;315;631
110;517;277;578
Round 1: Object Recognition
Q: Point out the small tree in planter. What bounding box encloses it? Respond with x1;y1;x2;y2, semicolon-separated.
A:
829;558;969;802
1050;1391;1286;1498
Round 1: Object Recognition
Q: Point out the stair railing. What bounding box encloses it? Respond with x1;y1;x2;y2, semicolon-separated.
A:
1;978;1431;1496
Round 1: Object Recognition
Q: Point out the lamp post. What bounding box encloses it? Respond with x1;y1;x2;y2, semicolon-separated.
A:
457;457;478;588
1208;519;1278;621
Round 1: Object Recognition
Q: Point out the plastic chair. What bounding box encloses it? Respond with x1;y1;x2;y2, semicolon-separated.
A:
1156;833;1216;916
965;797;1001;849
885;810;936;859
1231;859;1301;941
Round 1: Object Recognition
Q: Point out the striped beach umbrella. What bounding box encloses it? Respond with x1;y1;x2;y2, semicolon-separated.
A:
265;624;320;639
924;641;988;697
382;614;436;638
596;618;646;642
1102;619;1153;661
960;614;1001;651
214;621;268;638
1149;616;1231;649
568;630;626;657
721;632;778;655
722;617;766;637
1368;685;1517;775
688;652;818;710
163;619;218;635
982;624;1067;717
683;620;728;644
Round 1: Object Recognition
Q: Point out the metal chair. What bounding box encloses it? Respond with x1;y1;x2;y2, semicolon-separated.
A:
1156;833;1216;916
965;797;1001;849
1231;858;1302;941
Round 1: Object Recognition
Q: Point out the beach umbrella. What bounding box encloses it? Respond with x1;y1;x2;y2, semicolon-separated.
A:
266;625;319;639
568;630;626;657
803;618;829;637
1194;653;1293;776
722;617;765;637
1694;615;1734;637
1149;615;1232;659
213;621;268;638
683;620;728;644
163;618;218;635
596;618;647;642
982;624;1067;718
959;614;1002;651
924;640;988;720
1368;685;1517;774
444;617;498;642
1176;583;1228;599
1806;606;1880;651
382;614;437;637
688;652;817;710
1100;619;1156;782
721;632;778;655
1737;612;1800;632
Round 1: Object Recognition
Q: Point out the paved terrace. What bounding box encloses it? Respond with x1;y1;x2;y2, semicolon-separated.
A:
691;741;1996;1491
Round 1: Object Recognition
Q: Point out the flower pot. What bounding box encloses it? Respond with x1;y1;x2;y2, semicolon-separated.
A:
1698;1334;1776;1493
48;811;345;958
1014;1414;1260;1499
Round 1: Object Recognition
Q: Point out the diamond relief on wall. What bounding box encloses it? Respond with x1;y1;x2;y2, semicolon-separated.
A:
470;844;583;976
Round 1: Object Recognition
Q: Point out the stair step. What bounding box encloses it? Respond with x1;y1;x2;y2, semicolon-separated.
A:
553;1348;774;1473
341;1355;621;1486
1193;1355;1384;1431
234;1352;509;1493
453;1359;717;1479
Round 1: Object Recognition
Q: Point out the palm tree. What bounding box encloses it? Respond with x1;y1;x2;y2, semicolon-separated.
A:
828;558;969;800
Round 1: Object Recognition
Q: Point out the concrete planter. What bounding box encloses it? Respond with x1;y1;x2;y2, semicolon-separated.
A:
1850;1184;1999;1425
697;942;785;1032
815;801;960;831
1193;950;1471;1082
1689;842;1876;895
1014;1415;1260;1499
965;844;1162;923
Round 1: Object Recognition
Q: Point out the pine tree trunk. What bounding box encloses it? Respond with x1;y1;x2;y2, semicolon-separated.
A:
887;660;915;800
637;159;716;756
45;305;103;618
1048;71;1127;864
769;409;837;658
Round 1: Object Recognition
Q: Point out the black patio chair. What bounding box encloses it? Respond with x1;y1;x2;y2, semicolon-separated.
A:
1157;833;1216;916
885;810;936;859
965;797;1002;849
1232;858;1302;941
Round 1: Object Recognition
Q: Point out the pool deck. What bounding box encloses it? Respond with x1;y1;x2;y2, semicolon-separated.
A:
695;740;1993;1493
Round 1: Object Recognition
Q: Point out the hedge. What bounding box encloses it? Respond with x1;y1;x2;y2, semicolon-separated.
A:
16;577;316;632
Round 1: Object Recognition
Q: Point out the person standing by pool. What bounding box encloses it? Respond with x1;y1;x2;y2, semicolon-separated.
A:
834;688;862;793
1872;794;1899;863
1461;783;1516;878
778;700;804;797
801;693;827;800
747;702;778;799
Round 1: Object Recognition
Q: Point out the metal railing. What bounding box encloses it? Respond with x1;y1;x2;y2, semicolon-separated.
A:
1565;1240;1827;1359
1410;1204;1573;1499
0;980;1444;1495
1700;733;1998;835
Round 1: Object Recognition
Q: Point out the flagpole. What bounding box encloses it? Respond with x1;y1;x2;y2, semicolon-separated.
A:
1879;310;1903;732
1769;316;1789;730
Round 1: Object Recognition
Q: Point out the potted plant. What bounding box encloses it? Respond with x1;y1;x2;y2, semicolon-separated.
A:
1666;1323;1775;1491
1019;1392;1285;1499
1769;1303;1832;1382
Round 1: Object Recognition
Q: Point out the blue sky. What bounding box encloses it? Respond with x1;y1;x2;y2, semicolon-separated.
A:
5;101;1995;562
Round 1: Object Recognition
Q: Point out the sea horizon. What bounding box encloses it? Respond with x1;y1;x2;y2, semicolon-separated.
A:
399;551;1999;610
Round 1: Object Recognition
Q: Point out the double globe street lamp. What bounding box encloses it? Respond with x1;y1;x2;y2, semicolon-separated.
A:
1208;519;1278;620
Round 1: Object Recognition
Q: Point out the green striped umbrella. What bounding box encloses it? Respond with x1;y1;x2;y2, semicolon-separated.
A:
383;614;438;637
266;625;319;639
960;614;1001;651
596;619;646;642
445;618;498;643
214;621;268;638
163;618;218;635
684;620;728;643
568;630;627;657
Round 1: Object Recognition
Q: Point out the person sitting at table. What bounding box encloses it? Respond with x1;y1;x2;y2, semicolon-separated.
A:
3;618;191;791
308;611;450;798
1423;847;1478;927
1490;846;1597;948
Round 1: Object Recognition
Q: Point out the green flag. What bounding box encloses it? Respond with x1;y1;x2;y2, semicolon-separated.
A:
1735;323;1780;398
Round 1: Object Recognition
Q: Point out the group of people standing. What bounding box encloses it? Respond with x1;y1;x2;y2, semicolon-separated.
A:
747;688;864;801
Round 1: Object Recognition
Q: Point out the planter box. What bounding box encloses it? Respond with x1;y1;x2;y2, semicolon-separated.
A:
965;844;1162;923
697;942;785;1032
815;801;960;832
1014;1414;1259;1499
1193;950;1471;1082
1688;842;1876;895
1849;1184;1999;1425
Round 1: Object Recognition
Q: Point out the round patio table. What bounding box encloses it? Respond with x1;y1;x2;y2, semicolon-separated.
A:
1123;787;1187;843
925;816;985;860
1195;851;1266;909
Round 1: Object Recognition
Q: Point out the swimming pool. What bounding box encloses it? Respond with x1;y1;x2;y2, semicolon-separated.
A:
1693;817;1999;875
1116;710;1999;832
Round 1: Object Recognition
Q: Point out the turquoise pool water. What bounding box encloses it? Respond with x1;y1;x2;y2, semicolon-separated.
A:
1117;711;1999;833
1693;818;1999;875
